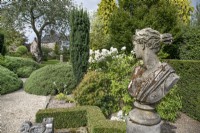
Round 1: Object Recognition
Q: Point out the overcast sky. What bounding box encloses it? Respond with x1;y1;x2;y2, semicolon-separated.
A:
26;0;199;43
74;0;101;12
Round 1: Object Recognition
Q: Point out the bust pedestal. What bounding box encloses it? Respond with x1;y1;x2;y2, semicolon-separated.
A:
126;101;162;133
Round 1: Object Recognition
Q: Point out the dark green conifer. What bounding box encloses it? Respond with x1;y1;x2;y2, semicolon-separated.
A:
70;8;90;83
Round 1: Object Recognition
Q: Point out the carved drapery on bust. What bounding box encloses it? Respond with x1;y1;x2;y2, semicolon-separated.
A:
128;28;179;104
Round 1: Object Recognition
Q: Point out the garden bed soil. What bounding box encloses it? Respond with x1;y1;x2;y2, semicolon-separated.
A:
46;96;76;109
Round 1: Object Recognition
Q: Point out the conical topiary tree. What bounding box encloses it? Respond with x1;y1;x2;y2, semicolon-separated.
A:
70;8;90;83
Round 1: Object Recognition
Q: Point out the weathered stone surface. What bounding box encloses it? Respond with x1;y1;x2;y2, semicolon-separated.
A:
29;125;46;133
129;106;161;126
128;28;179;104
126;117;163;133
20;121;32;133
20;118;54;133
126;28;179;132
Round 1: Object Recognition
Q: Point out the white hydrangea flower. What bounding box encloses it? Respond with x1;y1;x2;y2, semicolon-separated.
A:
95;49;100;55
101;49;109;57
89;49;94;55
131;50;135;55
110;47;118;54
121;46;126;51
89;57;94;63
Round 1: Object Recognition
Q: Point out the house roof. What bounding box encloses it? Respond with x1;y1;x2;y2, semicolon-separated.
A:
41;33;60;43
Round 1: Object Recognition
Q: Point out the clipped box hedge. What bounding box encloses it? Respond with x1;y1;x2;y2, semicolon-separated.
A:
167;60;200;121
36;106;126;133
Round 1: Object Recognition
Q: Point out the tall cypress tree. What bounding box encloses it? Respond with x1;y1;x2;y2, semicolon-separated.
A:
70;8;90;83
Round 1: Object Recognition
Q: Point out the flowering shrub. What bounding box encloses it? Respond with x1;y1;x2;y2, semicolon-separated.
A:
89;47;119;71
75;46;136;116
74;46;182;121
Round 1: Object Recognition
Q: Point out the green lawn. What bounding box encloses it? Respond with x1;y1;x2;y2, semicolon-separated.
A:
40;60;60;67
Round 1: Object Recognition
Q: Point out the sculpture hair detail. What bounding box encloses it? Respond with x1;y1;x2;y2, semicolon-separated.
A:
133;28;173;53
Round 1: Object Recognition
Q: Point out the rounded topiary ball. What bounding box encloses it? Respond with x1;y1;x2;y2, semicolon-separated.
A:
0;65;23;95
24;63;77;95
16;46;28;55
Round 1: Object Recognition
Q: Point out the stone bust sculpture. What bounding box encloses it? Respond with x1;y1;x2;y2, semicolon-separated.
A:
126;28;179;132
128;28;179;104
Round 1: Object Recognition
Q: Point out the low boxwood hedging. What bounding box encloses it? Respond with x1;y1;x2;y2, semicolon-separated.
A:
0;65;23;95
167;60;200;121
0;56;40;78
36;107;87;129
36;106;126;133
24;63;77;95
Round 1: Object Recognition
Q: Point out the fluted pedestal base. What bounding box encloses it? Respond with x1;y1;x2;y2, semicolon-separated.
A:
126;101;162;133
126;117;163;133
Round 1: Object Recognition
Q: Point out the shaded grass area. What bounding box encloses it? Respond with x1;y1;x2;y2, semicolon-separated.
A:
40;60;60;67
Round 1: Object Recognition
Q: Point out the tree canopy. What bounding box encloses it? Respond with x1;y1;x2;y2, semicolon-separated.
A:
97;0;117;34
109;0;180;54
169;0;194;24
1;0;73;62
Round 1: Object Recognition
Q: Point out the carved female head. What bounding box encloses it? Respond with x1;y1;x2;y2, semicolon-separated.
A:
133;28;172;59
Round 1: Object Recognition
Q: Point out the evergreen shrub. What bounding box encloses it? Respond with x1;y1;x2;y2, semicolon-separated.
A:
16;45;28;55
70;8;90;83
168;60;200;121
0;65;23;95
179;26;200;60
24;63;77;95
156;85;182;121
74;71;115;117
0;56;40;77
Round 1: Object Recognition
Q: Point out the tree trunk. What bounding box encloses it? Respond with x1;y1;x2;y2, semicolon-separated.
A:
36;35;43;63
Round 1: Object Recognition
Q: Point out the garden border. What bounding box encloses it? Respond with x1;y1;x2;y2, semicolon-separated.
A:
36;106;126;133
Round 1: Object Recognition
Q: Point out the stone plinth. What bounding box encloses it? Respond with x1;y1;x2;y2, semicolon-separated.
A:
126;117;163;133
126;101;162;133
60;55;63;62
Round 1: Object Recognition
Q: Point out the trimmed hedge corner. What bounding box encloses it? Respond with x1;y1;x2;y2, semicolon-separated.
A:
24;63;77;95
0;56;40;77
36;106;126;133
167;60;200;121
0;65;23;95
36;107;87;129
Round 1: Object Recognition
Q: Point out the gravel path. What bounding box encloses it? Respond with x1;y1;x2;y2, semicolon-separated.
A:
0;83;49;133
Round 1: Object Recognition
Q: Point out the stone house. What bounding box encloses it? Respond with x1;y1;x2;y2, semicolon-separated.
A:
30;31;69;55
41;31;69;50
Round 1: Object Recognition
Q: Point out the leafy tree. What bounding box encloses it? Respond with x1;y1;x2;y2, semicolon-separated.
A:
0;28;26;47
1;0;73;62
178;26;200;60
109;0;180;54
169;0;194;24
70;8;90;83
192;2;200;26
97;0;117;34
90;0;117;50
90;13;111;50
